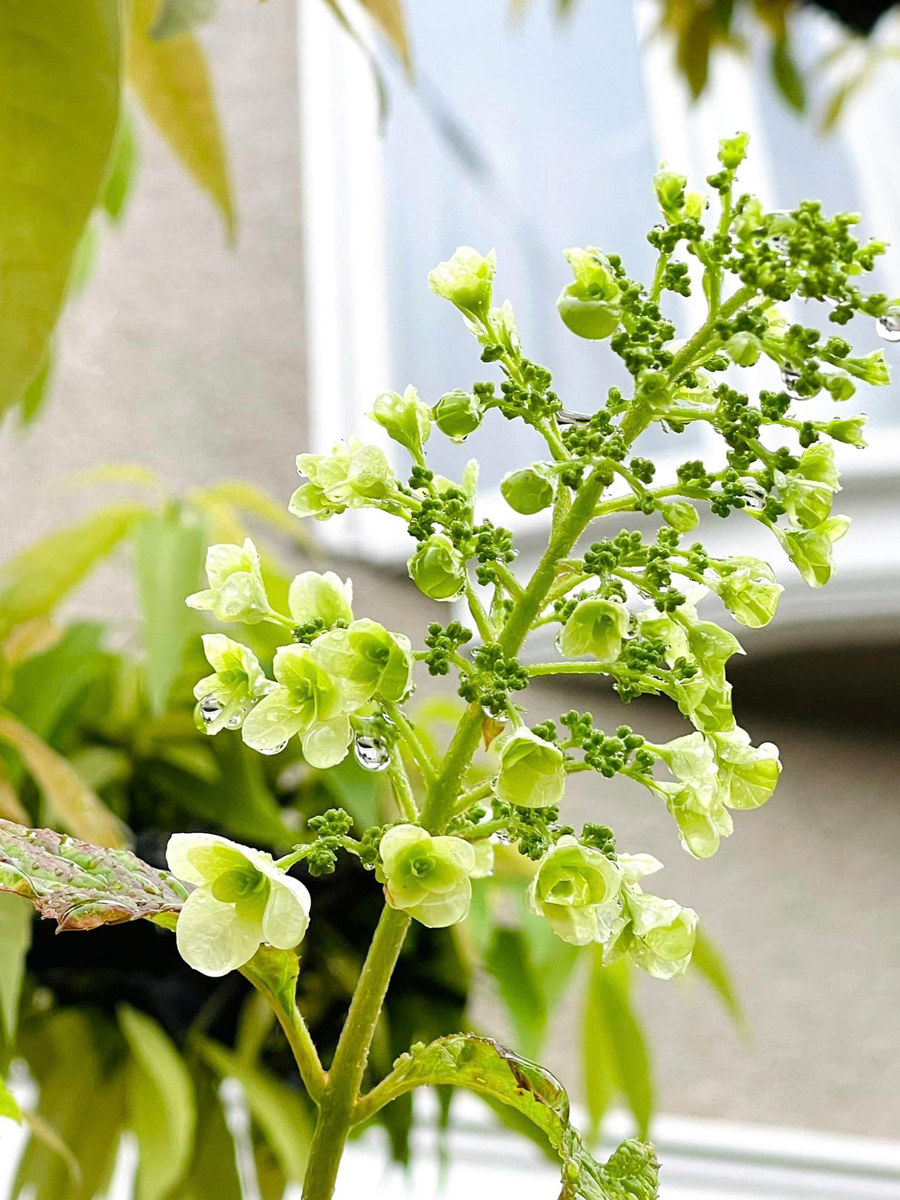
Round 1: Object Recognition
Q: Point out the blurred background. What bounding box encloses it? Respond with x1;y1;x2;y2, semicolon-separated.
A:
0;1;898;1197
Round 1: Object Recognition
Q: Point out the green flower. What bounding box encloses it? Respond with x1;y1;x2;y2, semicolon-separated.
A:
675;672;736;734
712;729;781;809
824;416;867;447
841;349;890;386
408;533;466;602
637;608;690;662
653;166;687;219
627;890;697;980
526;835;623;946
725;331;761;367
288;571;353;629
718;130;750;170
776;444;840;531
470;838;495;879
558;597;629;661
556;247;621;340
650;732;729;857
500;463;555;515
290;437;396;519
714;557;783;628
186;538;270;624
428;247;496;322
241;644;351;767
167;833;310;977
380;824;476;927
370;386;431;459
314;618;413;706
685;618;744;678
797;442;840;489
659;499;699;533
778;515;850;587
193;634;273;735
432;390;483;442
495;728;566;809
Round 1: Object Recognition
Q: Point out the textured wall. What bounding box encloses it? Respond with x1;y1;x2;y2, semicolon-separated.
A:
0;0;897;1146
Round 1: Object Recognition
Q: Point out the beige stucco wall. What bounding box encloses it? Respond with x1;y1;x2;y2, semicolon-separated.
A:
1;0;897;1145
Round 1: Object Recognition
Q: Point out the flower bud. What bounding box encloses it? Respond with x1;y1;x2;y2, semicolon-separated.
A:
684;190;707;221
659;500;699;533
556;247;621;340
715;557;783;628
314;618;413;706
380;824;476;927
500;463;555;515
432;390;482;442
843;349;890;387
776;470;835;529
725;331;761;367
370;386;431;458
779;516;850;588
288;571;353;629
826;374;856;402
526;835;623;946
635;370;669;405
408;533;466;602
653;166;687;218
713;729;781;810
186;538;270;625
675;673;735;734
495;728;566;809
558;597;629;661
686;619;744;677
628;890;698;979
428;246;496;322
797;442;840;489
718;131;750;170
824;415;867;447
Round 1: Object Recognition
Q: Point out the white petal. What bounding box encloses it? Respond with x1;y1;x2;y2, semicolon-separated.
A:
301;716;351;769
175;888;262;977
262;875;311;950
167;833;250;886
242;688;307;753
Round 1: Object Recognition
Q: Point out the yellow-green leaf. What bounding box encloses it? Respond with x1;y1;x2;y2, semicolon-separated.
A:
120;1006;197;1200
690;927;747;1032
0;1075;21;1123
0;893;31;1045
0;717;129;848
0;0;121;414
127;0;235;239
359;0;410;70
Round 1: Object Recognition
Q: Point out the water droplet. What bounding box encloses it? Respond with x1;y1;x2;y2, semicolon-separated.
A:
555;409;591;426
354;735;390;772
781;363;802;398
226;712;243;729
876;313;900;343
259;740;289;756
199;695;223;725
742;480;767;511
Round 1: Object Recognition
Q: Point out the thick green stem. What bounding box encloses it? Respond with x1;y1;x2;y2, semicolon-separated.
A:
301;906;411;1200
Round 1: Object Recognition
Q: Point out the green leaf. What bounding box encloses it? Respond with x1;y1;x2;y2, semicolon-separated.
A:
134;505;207;715
0;503;149;639
0;716;130;848
0;893;31;1045
197;1037;312;1183
583;952;653;1140
689;927;747;1031
771;35;806;113
485;927;547;1059
102;110;141;222
120;1005;197;1200
14;1010;125;1200
0;818;187;930
676;10;712;100
182;1066;243;1200
151;0;218;40
0;1074;21;1123
362;1034;659;1199
0;0;121;414
7;622;109;744
359;0;411;69
127;0;235;240
193;479;316;546
19;351;55;427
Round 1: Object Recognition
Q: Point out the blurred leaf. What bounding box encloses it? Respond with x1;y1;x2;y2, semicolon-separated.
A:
134;506;207;715
364;1034;659;1200
0;776;29;825
0;503;148;638
193;479;314;545
254;1138;288;1200
128;0;236;240
690;927;747;1031
0;1075;21;1123
359;0;411;69
821;68;870;133
152;0;218;39
102;110;141;222
771;35;806;112
8;623;109;745
0;893;31;1044
677;9;712;99
583;952;653;1139
0;819;187;930
0;0;121;414
182;1066;243;1199
120;1004;197;1200
197;1037;312;1183
0;716;129;847
19;352;55;427
2;619;63;669
484;927;547;1059
14;1010;125;1200
67;218;102;299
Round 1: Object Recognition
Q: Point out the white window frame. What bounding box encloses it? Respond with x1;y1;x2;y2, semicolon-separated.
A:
296;0;900;645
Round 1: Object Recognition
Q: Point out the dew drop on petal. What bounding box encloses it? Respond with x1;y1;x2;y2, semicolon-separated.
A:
226;712;243;729
555;409;591;426
876;314;900;343
742;480;767;511
259;740;289;756
781;363;802;398
199;695;223;725
354;735;390;772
